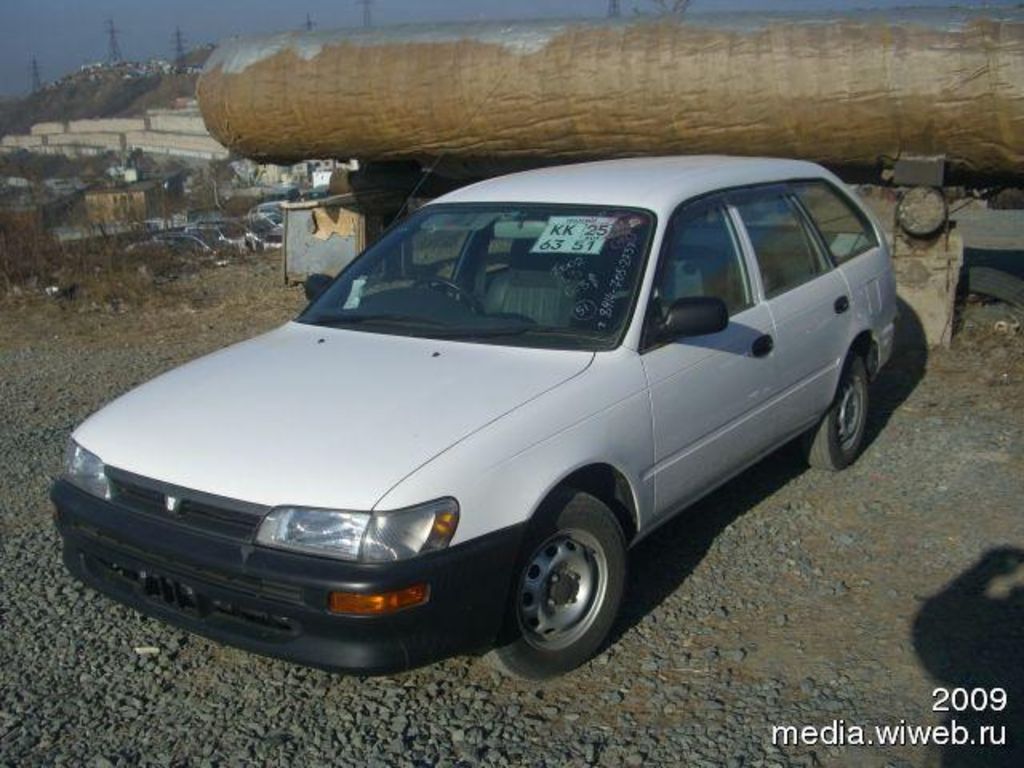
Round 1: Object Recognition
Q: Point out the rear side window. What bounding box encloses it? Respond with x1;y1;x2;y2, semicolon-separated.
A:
793;181;878;264
654;201;752;316
733;192;829;299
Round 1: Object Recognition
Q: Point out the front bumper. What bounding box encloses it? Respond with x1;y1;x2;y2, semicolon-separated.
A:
53;480;524;674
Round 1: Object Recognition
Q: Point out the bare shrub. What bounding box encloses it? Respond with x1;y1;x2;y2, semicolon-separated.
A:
0;215;196;308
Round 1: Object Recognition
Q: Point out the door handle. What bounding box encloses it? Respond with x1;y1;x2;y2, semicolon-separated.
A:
751;334;774;358
834;295;850;314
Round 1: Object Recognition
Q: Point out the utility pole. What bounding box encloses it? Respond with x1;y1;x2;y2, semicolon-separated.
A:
357;0;373;29
173;27;187;70
30;57;42;93
105;19;124;64
608;0;621;17
305;13;315;32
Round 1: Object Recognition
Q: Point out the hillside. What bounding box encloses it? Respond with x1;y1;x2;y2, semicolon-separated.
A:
0;48;210;138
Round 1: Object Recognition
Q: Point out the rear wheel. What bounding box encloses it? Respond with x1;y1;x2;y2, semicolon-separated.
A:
488;490;626;680
805;355;869;471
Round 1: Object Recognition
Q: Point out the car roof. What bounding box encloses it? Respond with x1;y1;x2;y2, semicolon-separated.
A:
431;156;832;213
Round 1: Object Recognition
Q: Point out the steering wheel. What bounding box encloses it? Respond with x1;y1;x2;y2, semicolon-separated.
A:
416;277;484;314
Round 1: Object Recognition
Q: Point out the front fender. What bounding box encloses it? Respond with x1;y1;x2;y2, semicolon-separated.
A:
373;348;654;546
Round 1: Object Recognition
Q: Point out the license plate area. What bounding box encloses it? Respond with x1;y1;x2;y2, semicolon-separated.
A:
140;569;204;614
88;554;296;636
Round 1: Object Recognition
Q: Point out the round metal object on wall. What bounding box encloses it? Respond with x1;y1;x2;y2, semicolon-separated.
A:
897;187;949;238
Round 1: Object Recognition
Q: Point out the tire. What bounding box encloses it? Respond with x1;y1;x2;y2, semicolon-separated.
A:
967;267;1024;308
487;489;627;680
805;355;869;471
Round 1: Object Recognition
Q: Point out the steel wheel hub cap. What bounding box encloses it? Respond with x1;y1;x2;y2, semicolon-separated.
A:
518;531;606;649
837;380;862;450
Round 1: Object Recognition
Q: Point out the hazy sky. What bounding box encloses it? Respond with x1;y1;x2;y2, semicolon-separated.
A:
1;0;1014;97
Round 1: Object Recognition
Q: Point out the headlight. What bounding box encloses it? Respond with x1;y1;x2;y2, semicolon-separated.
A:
255;498;459;562
63;438;111;500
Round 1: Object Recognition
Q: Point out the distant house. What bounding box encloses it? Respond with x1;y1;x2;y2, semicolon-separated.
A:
84;181;165;225
0;192;81;232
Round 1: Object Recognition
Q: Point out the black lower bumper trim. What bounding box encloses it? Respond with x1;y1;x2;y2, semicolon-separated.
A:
53;480;525;674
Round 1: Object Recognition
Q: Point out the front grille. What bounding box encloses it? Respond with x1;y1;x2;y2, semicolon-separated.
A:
74;520;306;607
94;555;296;635
106;468;265;542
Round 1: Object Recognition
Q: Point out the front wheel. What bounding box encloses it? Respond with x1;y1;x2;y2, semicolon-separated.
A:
488;490;626;680
804;355;870;471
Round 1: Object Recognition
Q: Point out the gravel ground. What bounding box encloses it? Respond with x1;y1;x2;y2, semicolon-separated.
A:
1;261;1023;767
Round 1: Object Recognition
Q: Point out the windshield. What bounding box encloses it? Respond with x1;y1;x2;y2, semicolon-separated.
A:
299;204;655;350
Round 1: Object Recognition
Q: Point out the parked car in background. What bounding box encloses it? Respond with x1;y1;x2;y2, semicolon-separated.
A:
188;210;228;225
125;231;213;256
244;217;284;251
247;201;283;227
55;157;896;680
185;220;249;253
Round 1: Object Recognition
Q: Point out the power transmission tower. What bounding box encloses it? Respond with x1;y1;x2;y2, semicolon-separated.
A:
30;57;42;93
305;13;315;32
105;19;124;64
645;0;692;15
173;27;187;70
608;0;621;17
357;0;372;28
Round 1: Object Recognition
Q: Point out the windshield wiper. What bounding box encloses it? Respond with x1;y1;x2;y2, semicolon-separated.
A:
428;325;597;340
304;314;446;328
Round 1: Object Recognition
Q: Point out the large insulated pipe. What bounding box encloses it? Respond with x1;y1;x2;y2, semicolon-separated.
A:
197;10;1024;178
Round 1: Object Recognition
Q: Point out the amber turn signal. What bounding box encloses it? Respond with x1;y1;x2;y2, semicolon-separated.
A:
430;511;457;540
328;584;429;615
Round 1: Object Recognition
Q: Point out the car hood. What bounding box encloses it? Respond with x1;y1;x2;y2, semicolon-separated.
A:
75;322;593;510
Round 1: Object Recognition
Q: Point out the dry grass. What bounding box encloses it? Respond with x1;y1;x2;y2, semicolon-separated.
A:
1;216;211;309
0;216;303;352
0;253;302;352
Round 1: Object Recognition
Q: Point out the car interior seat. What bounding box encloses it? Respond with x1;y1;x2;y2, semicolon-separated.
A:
483;240;575;326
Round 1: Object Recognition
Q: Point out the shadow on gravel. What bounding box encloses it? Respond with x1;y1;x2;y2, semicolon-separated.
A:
912;548;1024;768
861;295;928;454
611;442;808;645
609;297;929;647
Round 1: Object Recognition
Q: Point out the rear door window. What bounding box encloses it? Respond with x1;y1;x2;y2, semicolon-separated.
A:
792;181;879;264
733;191;830;299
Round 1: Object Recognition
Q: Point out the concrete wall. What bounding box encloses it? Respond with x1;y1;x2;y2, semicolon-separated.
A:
2;112;229;162
892;232;963;348
46;132;125;151
123;130;229;160
1;134;44;148
38;145;108;158
68;118;145;134
146;113;208;135
123;130;222;153
30;122;65;136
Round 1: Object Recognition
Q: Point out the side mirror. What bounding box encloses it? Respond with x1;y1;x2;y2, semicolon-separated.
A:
304;273;332;301
659;297;728;340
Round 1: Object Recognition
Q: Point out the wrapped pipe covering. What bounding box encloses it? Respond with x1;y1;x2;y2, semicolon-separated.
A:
198;10;1024;177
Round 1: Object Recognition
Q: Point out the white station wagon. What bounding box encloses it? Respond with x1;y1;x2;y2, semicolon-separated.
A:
55;157;896;679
